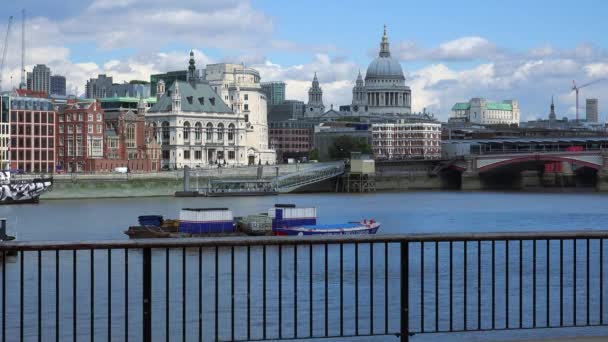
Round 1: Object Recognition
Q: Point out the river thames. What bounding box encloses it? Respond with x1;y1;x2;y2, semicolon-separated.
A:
2;191;608;341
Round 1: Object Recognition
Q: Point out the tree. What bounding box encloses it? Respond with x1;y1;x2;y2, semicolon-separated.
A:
308;148;319;161
328;135;371;160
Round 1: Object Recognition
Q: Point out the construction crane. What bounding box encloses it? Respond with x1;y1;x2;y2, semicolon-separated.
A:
0;16;14;92
572;79;604;121
19;9;25;90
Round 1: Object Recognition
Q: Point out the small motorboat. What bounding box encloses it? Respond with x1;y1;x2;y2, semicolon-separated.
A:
273;219;380;236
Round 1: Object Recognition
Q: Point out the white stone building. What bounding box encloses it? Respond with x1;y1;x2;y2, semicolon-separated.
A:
350;26;412;117
202;62;275;164
451;98;520;126
372;121;441;160
147;53;275;168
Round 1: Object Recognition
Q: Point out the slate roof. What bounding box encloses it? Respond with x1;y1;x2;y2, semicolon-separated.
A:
148;81;232;114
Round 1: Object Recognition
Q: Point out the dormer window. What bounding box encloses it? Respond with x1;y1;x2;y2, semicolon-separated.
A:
210;97;215;106
198;97;204;105
187;96;193;105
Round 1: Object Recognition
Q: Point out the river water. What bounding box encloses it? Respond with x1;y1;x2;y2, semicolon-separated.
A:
1;191;608;341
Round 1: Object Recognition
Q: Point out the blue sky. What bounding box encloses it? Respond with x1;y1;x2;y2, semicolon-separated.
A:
0;0;606;120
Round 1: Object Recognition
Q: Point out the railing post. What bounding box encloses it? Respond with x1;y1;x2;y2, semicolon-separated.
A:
142;248;152;342
401;241;409;342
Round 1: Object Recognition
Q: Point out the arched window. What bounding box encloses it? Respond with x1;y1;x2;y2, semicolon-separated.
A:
206;123;213;141
228;123;235;141
217;123;224;141
183;121;190;140
161;121;170;140
194;122;202;141
126;124;136;148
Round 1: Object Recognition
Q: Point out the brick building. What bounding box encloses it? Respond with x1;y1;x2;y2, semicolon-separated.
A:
269;120;314;162
56;99;104;172
8;95;56;172
372;120;441;160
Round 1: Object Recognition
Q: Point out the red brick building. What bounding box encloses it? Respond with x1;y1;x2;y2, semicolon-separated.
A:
57;99;104;172
8;95;56;173
269;120;315;162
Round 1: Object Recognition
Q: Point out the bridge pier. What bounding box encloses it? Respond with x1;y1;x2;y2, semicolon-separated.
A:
596;151;608;191
461;156;482;190
521;170;542;189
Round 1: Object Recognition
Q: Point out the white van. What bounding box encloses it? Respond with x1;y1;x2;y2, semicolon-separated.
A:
114;167;128;174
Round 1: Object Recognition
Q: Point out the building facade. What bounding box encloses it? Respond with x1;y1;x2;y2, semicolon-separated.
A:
85;74;114;99
8;96;56;172
451;98;520;126
57;99;104;172
269;120;314;162
268;100;305;121
150;71;187;96
201;60;275;164
586;98;599;123
261;81;286;106
372;121;441;160
0;96;9;169
50;75;66;96
306;73;325;117
27;64;51;94
349;26;412;117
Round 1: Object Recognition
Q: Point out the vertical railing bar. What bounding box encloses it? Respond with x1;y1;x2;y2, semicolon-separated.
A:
247;245;251;340
214;246;219;342
38;250;42;342
546;240;550;327
279;245;283;339
464;241;468;331
506;241;509;330
560;239;564;327
492;240;495;330
91;249;94;342
385;242;389;335
124;249;129;342
355;242;359;336
435;242;438;332
198;247;202;342
20;251;24;342
73;250;77;342
263;245;267;340
587;238;590;326
324;243;328;337
2;250;4;342
231;246;235;342
420;242;424;333
601;239;604;326
574;239;577;326
533;240;537;328
370;243;374;335
107;249;111;342
294;244;298;339
340;243;344;336
449;241;453;332
182;247;186;342
166;249;170;342
519;239;523;329
142;248;152;342
309;244;313;338
400;241;409;342
477;240;481;331
56;250;60;342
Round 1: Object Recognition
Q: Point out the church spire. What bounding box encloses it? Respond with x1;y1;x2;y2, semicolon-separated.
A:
549;95;556;120
187;50;196;82
379;24;390;57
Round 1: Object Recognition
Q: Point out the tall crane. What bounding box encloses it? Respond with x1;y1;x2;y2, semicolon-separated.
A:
572;79;604;121
19;9;25;90
0;16;14;92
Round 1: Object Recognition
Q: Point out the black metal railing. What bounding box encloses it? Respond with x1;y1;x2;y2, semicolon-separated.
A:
2;232;608;341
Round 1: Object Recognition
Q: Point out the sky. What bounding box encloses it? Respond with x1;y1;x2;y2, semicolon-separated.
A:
0;0;607;121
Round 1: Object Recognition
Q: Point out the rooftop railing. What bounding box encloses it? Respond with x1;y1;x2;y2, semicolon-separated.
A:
2;231;608;341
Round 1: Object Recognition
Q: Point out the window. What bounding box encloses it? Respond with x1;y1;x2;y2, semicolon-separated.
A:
206;123;213;141
228;151;235;160
88;125;93;133
228;124;235;141
217;123;224;141
59;126;64;134
186;96;193;105
198;97;204;105
209;98;215;106
97;114;102;122
162;150;170;159
126;124;136;148
194;151;202;160
183;150;190;159
88;114;93;122
78;114;83;121
183;121;190;140
162;121;170;140
244;94;248;100
194;122;202;141
244;104;249;111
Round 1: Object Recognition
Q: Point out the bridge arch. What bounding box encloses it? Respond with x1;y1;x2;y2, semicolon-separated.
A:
478;155;602;173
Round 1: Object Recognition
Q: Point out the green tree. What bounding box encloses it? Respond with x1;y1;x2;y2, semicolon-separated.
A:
328;135;371;160
308;148;319;161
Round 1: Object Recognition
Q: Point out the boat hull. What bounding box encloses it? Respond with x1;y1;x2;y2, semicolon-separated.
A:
274;223;380;236
0;177;53;205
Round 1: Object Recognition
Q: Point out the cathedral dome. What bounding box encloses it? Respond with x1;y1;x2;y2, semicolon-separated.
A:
365;26;405;80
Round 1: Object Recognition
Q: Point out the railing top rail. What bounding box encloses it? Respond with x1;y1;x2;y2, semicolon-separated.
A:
2;230;608;251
